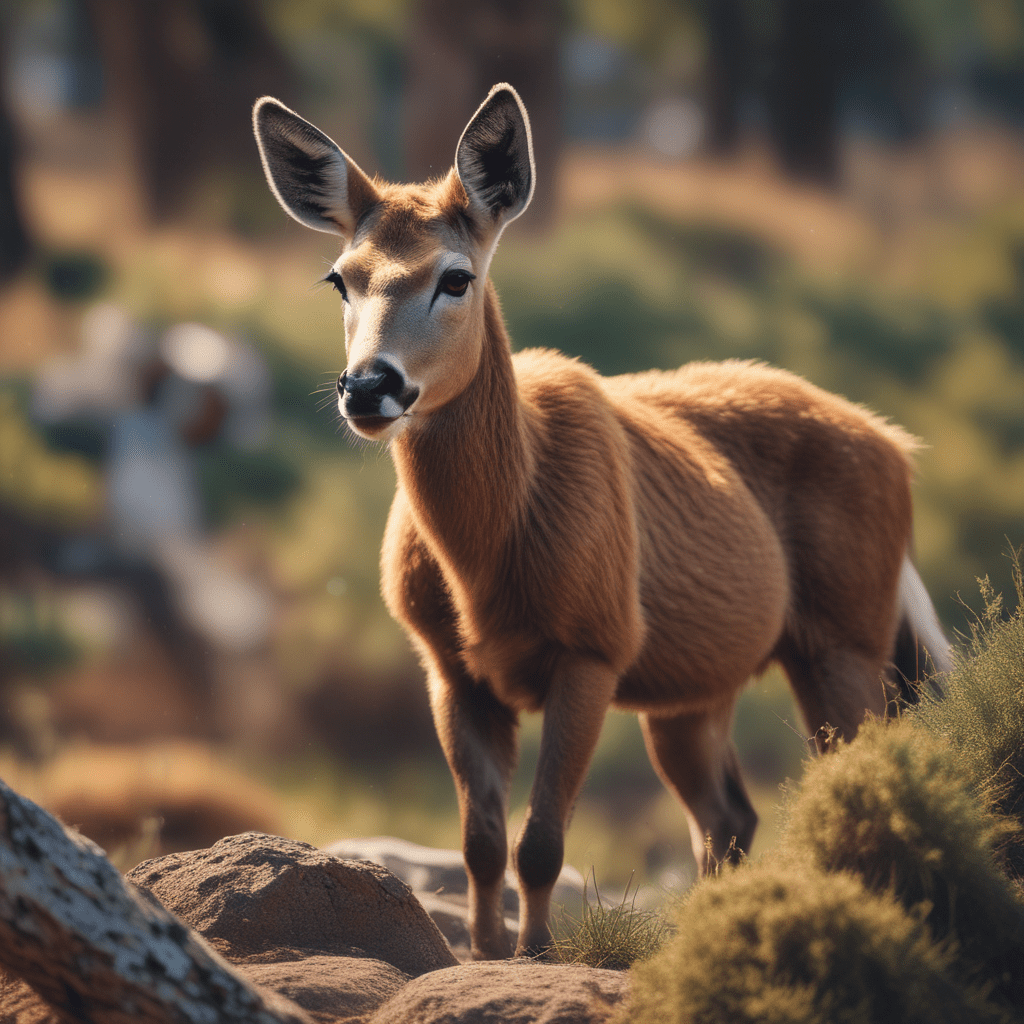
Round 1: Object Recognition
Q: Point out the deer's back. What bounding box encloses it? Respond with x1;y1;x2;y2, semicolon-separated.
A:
601;359;917;711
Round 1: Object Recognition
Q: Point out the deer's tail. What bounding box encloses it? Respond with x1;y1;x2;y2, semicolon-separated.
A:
890;553;953;704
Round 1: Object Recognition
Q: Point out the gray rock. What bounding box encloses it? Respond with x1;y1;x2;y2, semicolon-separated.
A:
325;835;589;953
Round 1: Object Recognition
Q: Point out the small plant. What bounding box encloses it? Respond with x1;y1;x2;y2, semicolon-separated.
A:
550;871;670;971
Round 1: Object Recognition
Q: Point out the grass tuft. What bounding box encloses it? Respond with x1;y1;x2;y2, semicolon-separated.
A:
550;872;670;971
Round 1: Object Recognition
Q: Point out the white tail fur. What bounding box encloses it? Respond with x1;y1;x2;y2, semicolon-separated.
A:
899;555;953;675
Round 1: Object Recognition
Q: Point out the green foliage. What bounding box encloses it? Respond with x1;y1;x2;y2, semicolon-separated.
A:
551;873;670;970
194;443;302;528
907;552;1024;879
780;719;1024;1005
39;250;110;304
0;592;80;677
626;864;1001;1024
0;391;102;527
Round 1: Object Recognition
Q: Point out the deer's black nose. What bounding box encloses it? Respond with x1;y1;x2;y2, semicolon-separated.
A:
339;359;417;420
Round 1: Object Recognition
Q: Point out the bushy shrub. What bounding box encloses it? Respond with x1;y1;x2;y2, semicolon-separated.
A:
625;566;1024;1022
907;555;1024;879
625;864;1002;1024
781;719;1024;1007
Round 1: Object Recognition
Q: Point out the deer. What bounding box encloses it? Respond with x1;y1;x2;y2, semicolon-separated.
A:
253;83;952;961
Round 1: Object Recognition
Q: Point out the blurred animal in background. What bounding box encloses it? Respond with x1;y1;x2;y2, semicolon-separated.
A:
254;84;952;960
30;305;274;699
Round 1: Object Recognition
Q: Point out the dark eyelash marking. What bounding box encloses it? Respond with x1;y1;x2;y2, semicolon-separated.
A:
323;269;348;301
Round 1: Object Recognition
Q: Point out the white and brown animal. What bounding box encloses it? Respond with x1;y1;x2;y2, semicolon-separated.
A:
253;84;951;960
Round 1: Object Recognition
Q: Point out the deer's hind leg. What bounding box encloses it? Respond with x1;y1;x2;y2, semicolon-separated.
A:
774;637;893;754
640;701;757;873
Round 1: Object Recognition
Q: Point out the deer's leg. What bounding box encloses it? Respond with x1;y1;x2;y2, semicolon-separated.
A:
427;666;519;960
640;703;757;873
513;655;618;957
776;641;891;753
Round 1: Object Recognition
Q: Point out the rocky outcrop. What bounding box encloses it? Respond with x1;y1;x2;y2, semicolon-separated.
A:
0;784;629;1024
326;835;589;958
370;961;629;1024
127;832;458;977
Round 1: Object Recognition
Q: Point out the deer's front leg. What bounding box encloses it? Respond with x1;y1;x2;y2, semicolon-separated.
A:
513;654;618;956
428;667;519;960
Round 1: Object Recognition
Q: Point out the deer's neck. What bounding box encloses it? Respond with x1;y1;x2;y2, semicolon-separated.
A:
391;280;531;574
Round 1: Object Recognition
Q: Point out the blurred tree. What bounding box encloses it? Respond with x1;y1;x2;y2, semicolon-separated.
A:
80;0;294;221
0;18;32;283
404;0;564;226
700;0;748;156
763;0;921;182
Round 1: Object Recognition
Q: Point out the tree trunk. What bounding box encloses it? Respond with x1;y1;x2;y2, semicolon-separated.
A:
0;778;310;1024
764;0;843;184
80;0;293;222
702;0;749;156
404;0;564;228
0;20;31;284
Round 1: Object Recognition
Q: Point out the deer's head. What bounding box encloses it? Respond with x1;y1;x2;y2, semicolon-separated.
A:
253;84;534;440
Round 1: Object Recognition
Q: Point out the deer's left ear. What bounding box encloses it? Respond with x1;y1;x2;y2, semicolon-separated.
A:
253;96;378;238
455;83;535;228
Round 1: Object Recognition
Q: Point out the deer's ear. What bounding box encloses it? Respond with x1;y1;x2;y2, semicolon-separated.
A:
253;96;378;238
455;83;535;228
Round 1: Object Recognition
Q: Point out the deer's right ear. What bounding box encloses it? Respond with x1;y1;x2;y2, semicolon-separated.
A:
253;97;378;238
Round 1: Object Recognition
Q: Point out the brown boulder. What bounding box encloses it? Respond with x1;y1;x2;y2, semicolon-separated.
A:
240;955;410;1024
370;961;630;1024
126;832;458;977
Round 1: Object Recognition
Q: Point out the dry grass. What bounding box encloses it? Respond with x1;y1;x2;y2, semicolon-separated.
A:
550;872;670;971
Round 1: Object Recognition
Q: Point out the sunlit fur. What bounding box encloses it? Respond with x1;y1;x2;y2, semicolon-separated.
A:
254;84;950;962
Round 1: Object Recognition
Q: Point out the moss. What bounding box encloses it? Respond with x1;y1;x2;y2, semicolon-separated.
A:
626;864;1002;1024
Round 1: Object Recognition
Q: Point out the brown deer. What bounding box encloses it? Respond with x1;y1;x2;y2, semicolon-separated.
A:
253;84;951;960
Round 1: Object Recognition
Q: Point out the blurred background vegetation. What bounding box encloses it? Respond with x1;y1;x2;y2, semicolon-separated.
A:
1;0;1023;895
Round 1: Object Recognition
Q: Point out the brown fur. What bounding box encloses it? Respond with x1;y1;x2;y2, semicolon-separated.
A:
253;85;937;962
380;282;917;957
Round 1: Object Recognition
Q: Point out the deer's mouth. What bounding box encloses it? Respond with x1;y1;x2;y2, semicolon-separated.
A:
348;413;394;431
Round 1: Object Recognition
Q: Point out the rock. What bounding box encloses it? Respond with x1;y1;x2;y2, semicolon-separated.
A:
0;971;60;1023
369;961;630;1024
127;832;458;977
326;835;588;957
239;955;410;1024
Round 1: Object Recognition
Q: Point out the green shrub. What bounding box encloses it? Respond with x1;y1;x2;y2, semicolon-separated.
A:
781;719;1024;1007
907;554;1024;879
625;864;1002;1024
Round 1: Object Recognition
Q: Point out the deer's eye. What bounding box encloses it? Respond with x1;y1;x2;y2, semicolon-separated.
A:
325;270;348;301
438;269;475;298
